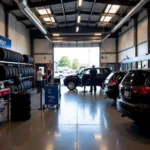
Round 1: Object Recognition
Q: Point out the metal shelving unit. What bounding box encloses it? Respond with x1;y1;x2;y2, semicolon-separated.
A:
0;61;33;66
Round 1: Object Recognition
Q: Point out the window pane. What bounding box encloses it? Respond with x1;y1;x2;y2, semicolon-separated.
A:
138;62;141;69
142;61;148;68
132;62;136;69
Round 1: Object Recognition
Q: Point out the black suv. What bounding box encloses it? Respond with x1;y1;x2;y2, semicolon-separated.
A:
64;68;111;90
117;69;150;123
103;71;126;101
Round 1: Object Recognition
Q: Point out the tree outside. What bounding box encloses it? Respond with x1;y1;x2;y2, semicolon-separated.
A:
58;56;71;68
72;59;80;69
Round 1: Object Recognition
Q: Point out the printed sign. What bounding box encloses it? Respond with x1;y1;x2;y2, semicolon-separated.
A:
45;85;60;105
0;35;11;49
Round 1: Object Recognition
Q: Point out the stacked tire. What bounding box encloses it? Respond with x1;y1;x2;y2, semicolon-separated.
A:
23;55;34;64
10;80;33;92
0;66;34;80
0;48;24;62
11;92;31;121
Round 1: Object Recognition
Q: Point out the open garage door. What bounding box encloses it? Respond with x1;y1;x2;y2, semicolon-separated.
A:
53;41;100;78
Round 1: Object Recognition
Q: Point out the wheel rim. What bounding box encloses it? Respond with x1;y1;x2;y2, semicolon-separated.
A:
59;75;63;78
68;82;75;89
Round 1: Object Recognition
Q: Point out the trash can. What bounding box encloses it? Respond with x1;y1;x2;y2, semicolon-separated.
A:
44;84;60;108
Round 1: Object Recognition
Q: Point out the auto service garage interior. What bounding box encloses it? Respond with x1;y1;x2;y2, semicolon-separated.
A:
0;0;150;150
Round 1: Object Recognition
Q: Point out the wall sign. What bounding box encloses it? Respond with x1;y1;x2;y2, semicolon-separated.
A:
0;35;11;49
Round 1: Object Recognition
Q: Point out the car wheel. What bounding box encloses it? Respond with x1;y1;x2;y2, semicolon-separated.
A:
67;81;76;90
59;75;63;78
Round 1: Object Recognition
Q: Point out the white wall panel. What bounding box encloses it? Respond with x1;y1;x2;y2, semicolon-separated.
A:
118;47;135;62
8;13;30;54
137;18;148;44
0;3;5;37
101;54;116;63
34;55;52;64
137;42;148;56
34;39;53;64
119;19;134;35
101;38;116;52
34;39;52;53
119;28;134;51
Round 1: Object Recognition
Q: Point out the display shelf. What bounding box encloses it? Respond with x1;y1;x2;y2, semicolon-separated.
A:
0;76;33;83
22;76;34;80
0;61;33;65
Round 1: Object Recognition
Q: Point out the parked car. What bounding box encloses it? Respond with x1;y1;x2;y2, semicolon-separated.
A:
103;71;126;101
117;69;150;123
54;71;66;78
64;67;111;90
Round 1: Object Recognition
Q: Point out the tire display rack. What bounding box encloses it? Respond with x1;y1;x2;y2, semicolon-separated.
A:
0;48;34;92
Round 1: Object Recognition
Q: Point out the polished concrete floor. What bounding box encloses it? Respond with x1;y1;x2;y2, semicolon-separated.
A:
0;86;150;150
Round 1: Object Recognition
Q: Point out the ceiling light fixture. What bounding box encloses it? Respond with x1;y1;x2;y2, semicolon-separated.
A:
100;16;112;22
53;34;60;36
51;17;55;23
100;16;105;22
36;7;51;15
76;26;79;32
94;33;102;36
105;4;120;14
78;0;82;7
43;17;51;22
77;15;81;23
104;16;112;22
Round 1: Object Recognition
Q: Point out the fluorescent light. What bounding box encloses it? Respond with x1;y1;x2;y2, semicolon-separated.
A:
76;26;79;32
109;5;121;13
105;4;120;14
53;34;60;36
51;17;55;23
77;15;81;23
104;16;112;22
100;16;105;22
43;18;51;22
94;33;102;36
78;0;82;7
105;4;112;13
36;7;51;15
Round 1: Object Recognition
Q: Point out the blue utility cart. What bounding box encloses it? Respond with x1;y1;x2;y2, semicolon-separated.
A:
44;84;61;108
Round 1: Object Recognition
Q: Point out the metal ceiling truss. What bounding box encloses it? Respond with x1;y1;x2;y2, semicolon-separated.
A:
87;0;96;26
7;0;141;11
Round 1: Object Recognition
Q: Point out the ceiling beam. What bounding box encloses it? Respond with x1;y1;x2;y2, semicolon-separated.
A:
8;0;139;11
60;0;67;26
26;20;114;28
88;0;96;26
17;12;123;21
30;26;110;34
48;26;110;34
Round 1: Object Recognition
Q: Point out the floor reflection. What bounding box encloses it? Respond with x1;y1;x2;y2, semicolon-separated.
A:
0;86;150;150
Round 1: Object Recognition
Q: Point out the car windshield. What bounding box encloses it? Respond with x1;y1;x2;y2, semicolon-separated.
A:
78;69;85;75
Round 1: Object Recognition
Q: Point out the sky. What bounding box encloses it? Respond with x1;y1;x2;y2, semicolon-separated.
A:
54;47;100;67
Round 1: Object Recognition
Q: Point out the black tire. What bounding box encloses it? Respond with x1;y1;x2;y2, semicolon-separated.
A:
11;113;31;121
7;67;12;79
11;99;31;107
11;106;31;114
0;48;8;61
67;81;76;90
59;75;63;78
23;55;29;63
11;91;31;100
12;67;16;77
6;50;11;61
